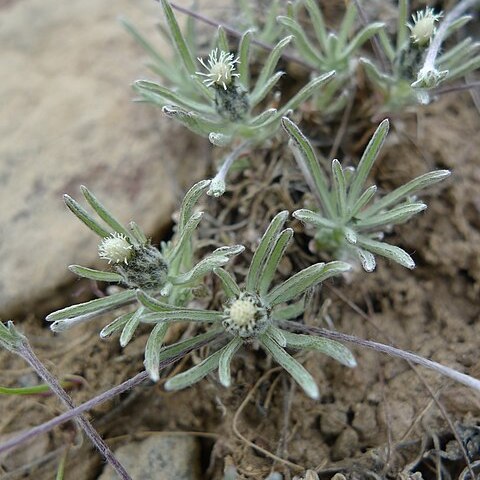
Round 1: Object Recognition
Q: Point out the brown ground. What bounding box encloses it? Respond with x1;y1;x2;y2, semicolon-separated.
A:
1;1;480;478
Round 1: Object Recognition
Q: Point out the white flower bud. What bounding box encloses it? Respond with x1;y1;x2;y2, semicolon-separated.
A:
407;8;443;47
98;233;133;265
196;48;240;90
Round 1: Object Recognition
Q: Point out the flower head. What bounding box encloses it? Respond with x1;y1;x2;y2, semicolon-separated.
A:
98;233;133;265
196;48;240;90
407;7;443;46
222;293;269;338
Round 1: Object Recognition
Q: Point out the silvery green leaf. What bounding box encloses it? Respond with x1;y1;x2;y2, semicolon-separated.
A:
356;202;426;229
348;119;389;205
46;290;136;323
249;109;278;127
160;0;196;75
216;25;229;52
266;261;351;306
282;330;356;367
249;71;285;108
144;322;170;381
341;23;385;60
136;289;184;312
350;185;377;218
129;221;147;244
208;132;233;147
238;29;253;89
357;236;415;269
100;312;133;339
80;186;131;239
218;338;243;387
331;159;347;218
172;245;245;285
246;211;289;294
445;15;472;39
214;268;241;300
293;209;338;230
336;2;357;50
64;194;111;238
355;247;376;272
304;0;328;47
359;58;392;89
253;36;292;94
271;297;306;321
258;228;293;297
282;118;334;217
277;16;323;65
178;179;210;231
134;80;212;113
162;105;215;137
440;42;480;71
344;227;357;244
261;333;319;400
377;29;395;62
164;348;222;391
140;309;223;324
120;307;145;347
396;0;408;50
68;265;123;283
165;212;203;264
362;170;450;217
437;38;474;67
277;72;335;117
157;328;223;364
0;321;26;353
447;56;480;82
267;326;287;347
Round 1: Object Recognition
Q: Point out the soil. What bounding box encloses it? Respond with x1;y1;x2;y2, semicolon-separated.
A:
1;4;480;480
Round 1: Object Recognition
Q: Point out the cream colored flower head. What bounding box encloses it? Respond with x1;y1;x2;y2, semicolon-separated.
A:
196;48;240;90
407;7;442;46
98;233;133;265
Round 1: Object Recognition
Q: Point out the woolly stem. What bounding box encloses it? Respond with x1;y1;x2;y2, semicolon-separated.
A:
281;321;480;392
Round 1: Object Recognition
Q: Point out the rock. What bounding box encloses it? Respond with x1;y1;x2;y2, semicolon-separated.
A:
0;0;209;317
98;434;202;480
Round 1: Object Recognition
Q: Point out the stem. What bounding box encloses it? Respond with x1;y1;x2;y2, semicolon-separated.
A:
422;0;478;72
0;332;220;455
208;141;251;197
281;321;480;392
17;343;132;480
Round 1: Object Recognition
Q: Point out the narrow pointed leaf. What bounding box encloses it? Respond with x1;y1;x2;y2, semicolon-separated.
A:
293;209;338;230
165;212;203;263
64;194;111;238
331;159;347;218
246;211;288;293
140;309;223;324
356;202;426;229
216;25;229;52
160;0;196;75
266;261;351;306
277;16;323;65
363;170;450;218
344;227;357;244
341;23;385;59
144;322;171;381
337;2;357;50
129;221;147;244
100;312;133;339
46;290;136;322
357;236;415;269
282;330;356;367
267;326;287;347
261;333;319;400
68;265;123;283
271;297;306;321
179;179;211;230
396;0;408;50
165;348;222;391
253;36;292;93
249;71;285;107
350;185;377;218
282;117;335;217
218;338;242;387
238;29;253;89
120;307;145;347
214;268;241;300
80;186;131;239
355;247;376;272
348;119;389;205
258;228;293;297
